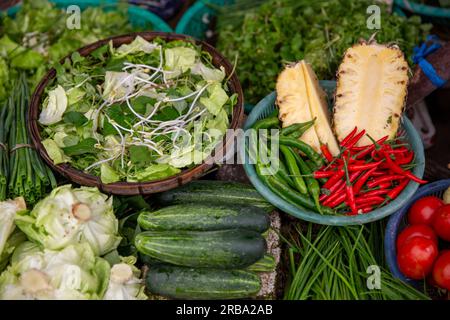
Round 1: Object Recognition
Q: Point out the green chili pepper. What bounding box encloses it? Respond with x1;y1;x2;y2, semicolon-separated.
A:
266;175;334;215
252;116;280;130
277;136;324;167
281;118;316;138
291;149;323;214
280;145;307;195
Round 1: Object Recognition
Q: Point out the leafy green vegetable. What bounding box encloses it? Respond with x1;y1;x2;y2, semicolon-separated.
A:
0;0;148;101
38;85;68;125
62;138;98;156
39;37;235;183
63;111;88;127
101;164;121;184
127;164;181;182
42;138;69;164
216;0;432;103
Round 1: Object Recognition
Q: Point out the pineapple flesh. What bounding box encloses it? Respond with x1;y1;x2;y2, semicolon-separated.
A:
301;62;340;156
333;41;409;146
276;63;321;153
276;61;339;155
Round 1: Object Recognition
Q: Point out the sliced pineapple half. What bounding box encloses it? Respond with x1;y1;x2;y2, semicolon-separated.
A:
333;40;409;146
276;61;339;155
276;62;321;153
301;61;340;156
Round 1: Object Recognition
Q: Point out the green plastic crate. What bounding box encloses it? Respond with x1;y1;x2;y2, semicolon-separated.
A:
5;0;173;32
240;81;425;226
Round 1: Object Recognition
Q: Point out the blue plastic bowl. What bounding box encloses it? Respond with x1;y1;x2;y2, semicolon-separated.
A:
385;179;450;286
240;81;425;226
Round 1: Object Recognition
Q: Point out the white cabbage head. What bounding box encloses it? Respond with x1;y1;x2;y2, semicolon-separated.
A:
15;185;121;256
0;242;110;300
103;256;146;300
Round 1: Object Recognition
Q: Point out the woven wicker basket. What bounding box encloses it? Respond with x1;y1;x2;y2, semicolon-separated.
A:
28;32;244;195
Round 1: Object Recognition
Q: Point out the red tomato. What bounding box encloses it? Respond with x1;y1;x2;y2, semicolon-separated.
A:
432;251;450;290
408;196;443;226
397;237;438;280
431;204;450;242
396;225;437;251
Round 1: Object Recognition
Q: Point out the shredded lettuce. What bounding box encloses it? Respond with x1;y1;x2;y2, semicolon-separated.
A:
39;85;68;125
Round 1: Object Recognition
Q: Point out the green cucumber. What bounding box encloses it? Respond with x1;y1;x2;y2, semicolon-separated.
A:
138;204;270;233
247;254;276;272
146;264;261;300
154;180;274;212
135;229;266;268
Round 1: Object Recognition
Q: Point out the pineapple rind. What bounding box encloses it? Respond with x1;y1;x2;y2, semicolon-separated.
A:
333;42;408;146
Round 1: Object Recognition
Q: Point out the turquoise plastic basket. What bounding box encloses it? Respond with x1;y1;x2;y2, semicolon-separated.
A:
240;81;426;226
176;0;233;40
394;0;450;26
5;0;173;32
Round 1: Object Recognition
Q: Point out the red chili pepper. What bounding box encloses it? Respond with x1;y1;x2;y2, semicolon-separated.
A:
382;151;427;184
357;206;373;214
320;180;345;202
339;127;357;147
360;189;389;197
322;170;344;189
370;170;385;177
320;144;333;163
377;182;392;189
353;136;389;159
352;167;377;194
343;129;366;149
355;196;385;206
325;192;347;208
394;152;414;165
313;171;336;179
366;175;405;188
343;158;357;214
348;160;383;172
386;179;409;200
321;171;361;204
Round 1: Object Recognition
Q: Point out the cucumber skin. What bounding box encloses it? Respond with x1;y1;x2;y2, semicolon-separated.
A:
247;254;276;272
146;264;261;300
154;180;274;212
135;229;266;269
138;204;270;233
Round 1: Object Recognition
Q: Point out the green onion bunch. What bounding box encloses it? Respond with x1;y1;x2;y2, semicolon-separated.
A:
4;73;56;204
284;222;430;300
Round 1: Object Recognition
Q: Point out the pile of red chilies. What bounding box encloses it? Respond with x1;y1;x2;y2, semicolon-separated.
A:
315;127;427;215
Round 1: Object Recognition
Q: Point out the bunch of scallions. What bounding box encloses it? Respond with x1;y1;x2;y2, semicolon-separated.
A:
1;73;56;204
284;222;430;300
